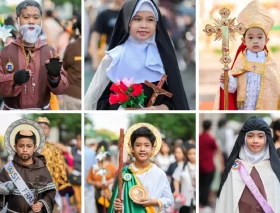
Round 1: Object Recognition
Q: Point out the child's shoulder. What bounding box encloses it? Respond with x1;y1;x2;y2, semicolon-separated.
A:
151;163;167;175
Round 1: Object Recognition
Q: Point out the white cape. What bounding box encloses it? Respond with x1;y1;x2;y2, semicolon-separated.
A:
84;55;112;110
215;160;280;213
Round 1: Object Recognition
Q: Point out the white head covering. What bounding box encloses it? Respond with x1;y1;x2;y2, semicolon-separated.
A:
106;0;164;83
239;131;270;164
132;0;159;21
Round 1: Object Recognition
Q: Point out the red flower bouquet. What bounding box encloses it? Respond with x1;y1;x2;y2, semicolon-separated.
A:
109;78;146;108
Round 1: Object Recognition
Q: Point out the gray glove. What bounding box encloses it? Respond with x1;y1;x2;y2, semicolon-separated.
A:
0;181;14;195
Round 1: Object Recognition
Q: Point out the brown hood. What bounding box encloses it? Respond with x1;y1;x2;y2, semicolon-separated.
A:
12;37;48;50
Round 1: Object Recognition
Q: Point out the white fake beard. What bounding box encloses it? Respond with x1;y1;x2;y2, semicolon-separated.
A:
19;24;42;44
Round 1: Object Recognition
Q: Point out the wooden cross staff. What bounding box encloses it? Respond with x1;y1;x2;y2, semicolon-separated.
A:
144;74;173;107
29;176;48;205
203;8;245;110
117;128;124;213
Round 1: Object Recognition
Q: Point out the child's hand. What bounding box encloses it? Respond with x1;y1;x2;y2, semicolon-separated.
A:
31;201;43;212
133;198;157;207
220;73;224;83
114;198;123;211
173;191;179;197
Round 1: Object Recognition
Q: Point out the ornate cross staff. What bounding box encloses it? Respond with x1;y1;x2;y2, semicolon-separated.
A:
203;8;245;110
117;128;124;213
144;74;173;107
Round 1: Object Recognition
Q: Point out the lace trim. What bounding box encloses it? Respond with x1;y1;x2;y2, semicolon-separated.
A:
12;182;56;196
39;199;51;213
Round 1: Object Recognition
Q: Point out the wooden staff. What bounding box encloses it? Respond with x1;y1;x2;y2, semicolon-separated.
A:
117;128;124;213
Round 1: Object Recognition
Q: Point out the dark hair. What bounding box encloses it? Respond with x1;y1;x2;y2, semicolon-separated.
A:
46;10;53;17
272;119;280;142
16;0;42;17
183;144;196;169
174;145;187;161
73;15;81;34
96;141;109;153
15;131;36;146
203;120;212;131
218;119;227;128
130;127;156;147
243;27;266;38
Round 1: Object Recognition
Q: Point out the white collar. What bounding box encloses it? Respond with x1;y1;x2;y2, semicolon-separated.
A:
246;49;266;58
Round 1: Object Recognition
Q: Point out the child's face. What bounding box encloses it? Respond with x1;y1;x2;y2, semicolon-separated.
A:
132;136;154;162
187;148;196;164
15;138;36;162
129;10;156;41
245;131;266;153
242;27;269;53
174;147;184;162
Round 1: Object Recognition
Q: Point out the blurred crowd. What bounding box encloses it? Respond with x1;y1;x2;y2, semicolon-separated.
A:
84;133;196;213
0;3;81;110
199;116;280;213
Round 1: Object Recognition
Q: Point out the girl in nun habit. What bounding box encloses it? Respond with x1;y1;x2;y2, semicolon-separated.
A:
215;116;280;213
84;0;189;110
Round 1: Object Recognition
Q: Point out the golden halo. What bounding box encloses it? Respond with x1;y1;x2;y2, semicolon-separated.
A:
124;123;162;157
4;119;46;156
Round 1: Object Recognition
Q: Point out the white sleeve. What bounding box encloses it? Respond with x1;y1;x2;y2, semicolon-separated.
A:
84;55;112;110
220;75;237;93
172;166;181;181
158;176;174;211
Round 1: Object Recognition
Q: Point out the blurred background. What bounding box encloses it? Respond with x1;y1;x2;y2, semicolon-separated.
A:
0;113;82;213
84;112;196;213
199;0;280;109
84;0;196;109
199;113;280;213
0;0;81;110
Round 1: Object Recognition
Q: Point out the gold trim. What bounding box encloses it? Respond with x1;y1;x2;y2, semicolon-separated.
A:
247;24;268;36
58;183;72;191
5;60;14;72
130;163;153;175
129;185;148;202
74;56;82;61
256;54;270;110
156;198;162;213
124;123;162;157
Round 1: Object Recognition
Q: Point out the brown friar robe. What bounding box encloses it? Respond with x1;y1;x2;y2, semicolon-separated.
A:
0;152;56;213
63;37;81;100
238;167;266;213
0;38;69;110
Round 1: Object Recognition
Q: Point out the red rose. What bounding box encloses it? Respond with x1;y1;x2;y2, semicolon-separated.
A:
130;84;143;97
118;93;129;102
109;94;119;104
119;81;129;93
110;83;122;93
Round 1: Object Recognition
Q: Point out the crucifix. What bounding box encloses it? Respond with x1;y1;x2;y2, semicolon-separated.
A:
28;175;48;212
203;8;245;110
144;74;173;107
